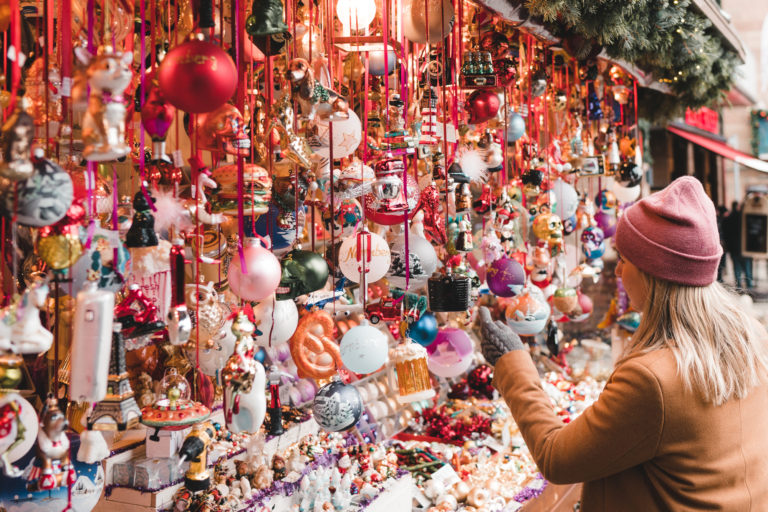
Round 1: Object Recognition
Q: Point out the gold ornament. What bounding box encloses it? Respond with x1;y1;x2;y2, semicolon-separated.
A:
37;233;83;270
0;353;23;390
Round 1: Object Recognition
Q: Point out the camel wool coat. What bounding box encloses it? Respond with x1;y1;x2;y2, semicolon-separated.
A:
493;348;768;511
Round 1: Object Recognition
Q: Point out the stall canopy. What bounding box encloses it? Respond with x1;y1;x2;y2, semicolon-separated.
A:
668;125;768;173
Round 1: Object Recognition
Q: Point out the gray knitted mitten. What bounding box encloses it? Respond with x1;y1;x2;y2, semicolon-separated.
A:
478;306;525;366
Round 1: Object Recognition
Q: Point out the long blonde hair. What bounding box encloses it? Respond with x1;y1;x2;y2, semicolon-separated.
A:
623;273;768;406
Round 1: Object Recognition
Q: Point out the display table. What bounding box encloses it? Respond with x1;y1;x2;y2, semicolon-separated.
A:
521;483;582;512
96;414;319;511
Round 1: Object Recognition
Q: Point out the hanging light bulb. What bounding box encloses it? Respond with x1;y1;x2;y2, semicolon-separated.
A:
336;0;377;35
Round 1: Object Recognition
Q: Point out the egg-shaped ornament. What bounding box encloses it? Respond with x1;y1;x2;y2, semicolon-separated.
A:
252;297;299;346
427;328;474;378
338;231;391;283
276;249;330;300
369;49;397;76
340;320;389;374
594;210;617;238
580;226;606;260
486;256;526;297
403;0;455;44
408;312;438;347
228;238;282;301
505;291;550;335
4;157;74;227
506;111;526;143
386;228;438;290
552;287;579;315
309;110;363;160
595;189;617;212
611;180;641;204
552;178;579;220
567;290;593;322
312;378;363;432
158;35;237;113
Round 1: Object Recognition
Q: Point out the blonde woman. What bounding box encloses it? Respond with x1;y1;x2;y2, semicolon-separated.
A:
480;177;768;511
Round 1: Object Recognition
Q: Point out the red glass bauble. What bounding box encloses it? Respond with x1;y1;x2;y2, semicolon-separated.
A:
158;39;237;114
465;89;500;125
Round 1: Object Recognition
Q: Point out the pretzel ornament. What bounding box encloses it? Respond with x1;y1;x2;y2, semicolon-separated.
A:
289;310;342;379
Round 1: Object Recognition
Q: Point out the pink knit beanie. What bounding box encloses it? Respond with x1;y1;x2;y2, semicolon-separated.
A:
615;176;722;286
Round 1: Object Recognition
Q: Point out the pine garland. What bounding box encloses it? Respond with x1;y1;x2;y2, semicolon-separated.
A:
522;0;739;111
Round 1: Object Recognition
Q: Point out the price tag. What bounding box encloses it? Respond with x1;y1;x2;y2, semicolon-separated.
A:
412;485;431;508
482;436;505;453
172;149;184;168
430;463;460;487
283;471;302;483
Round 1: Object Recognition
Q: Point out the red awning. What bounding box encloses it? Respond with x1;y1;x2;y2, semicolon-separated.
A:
668;125;768;173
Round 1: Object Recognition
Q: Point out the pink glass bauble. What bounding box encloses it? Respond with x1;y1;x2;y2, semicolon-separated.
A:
140;72;176;141
426;328;474;378
227;239;281;301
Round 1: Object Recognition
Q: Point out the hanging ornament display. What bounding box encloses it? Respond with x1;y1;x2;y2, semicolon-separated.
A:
324;198;363;238
0;0;663;504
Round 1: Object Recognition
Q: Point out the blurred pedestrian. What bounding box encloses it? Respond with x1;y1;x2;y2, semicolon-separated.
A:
723;201;754;289
716;205;727;283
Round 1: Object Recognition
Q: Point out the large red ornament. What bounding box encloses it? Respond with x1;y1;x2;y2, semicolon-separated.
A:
157;38;237;114
465;89;500;124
